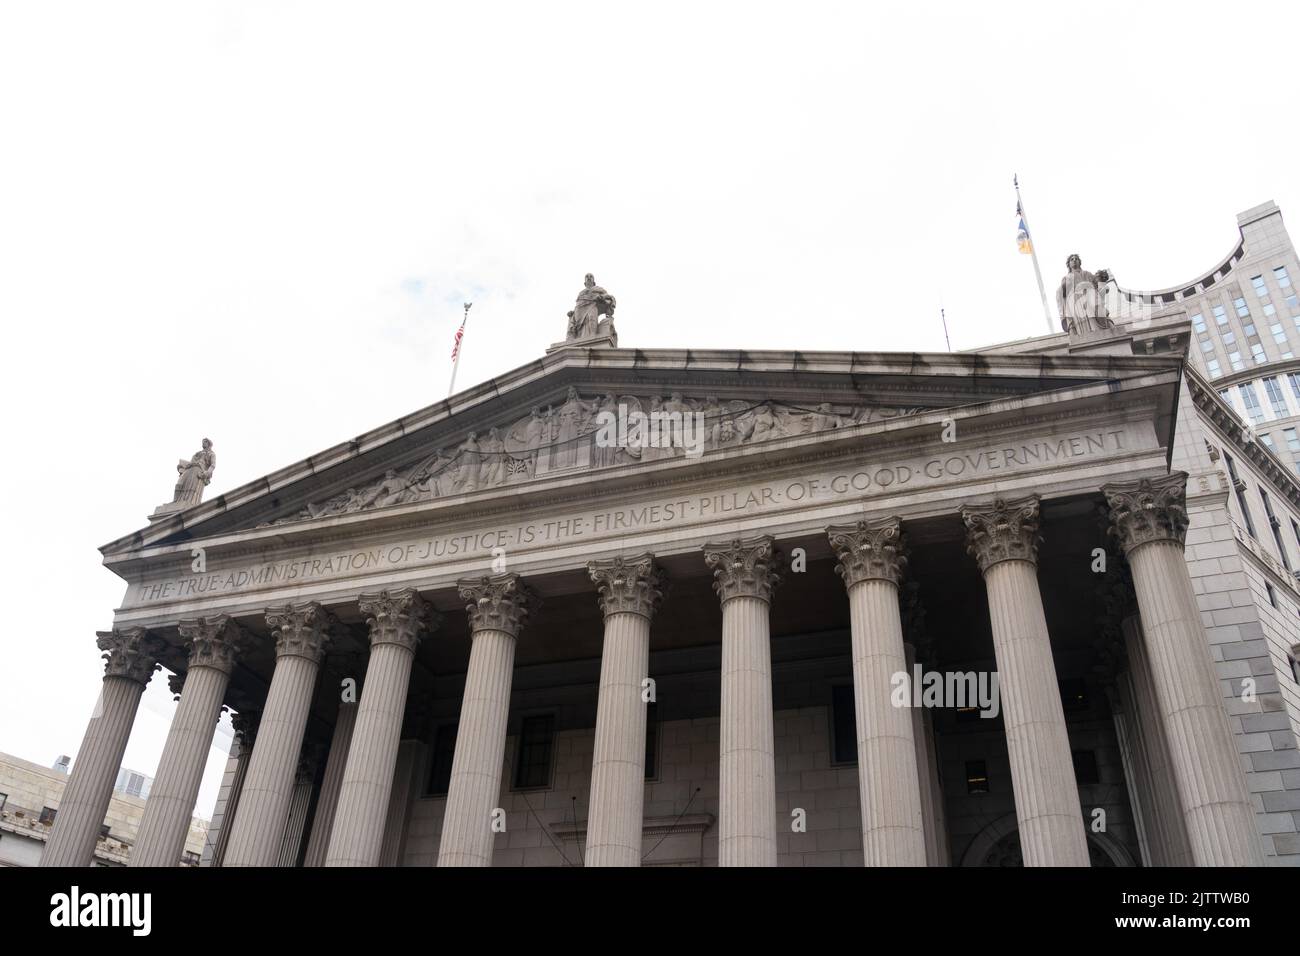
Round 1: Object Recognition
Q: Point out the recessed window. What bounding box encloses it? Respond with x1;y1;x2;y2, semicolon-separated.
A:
0;792;7;812
1259;489;1291;571
1207;358;1222;378
1240;383;1266;424
1072;751;1100;786
1264;377;1288;416
1266;582;1279;608
1224;453;1258;539
1201;339;1216;353
1230;351;1244;371
965;760;989;794
831;683;858;764
1252;274;1269;299
1192;313;1207;333
1222;329;1236;346
1235;297;1251;318
1213;304;1229;325
513;714;556;790
1261;433;1275;450
1289;655;1300;684
182;851;200;866
38;806;56;825
1275;266;1292;289
426;723;457;796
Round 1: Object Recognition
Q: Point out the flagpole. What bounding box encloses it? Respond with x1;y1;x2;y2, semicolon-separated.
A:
1015;175;1056;334
448;302;471;398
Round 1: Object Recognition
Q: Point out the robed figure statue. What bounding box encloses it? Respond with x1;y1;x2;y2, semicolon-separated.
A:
1057;254;1116;334
566;273;616;340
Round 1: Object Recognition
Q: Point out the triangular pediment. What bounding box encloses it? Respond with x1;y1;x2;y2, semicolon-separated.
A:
101;347;1183;556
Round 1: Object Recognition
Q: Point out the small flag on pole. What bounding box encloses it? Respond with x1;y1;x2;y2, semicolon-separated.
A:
451;310;468;360
448;302;472;398
1016;202;1033;254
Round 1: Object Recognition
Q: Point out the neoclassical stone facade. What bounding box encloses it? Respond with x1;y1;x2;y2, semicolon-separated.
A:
43;332;1300;868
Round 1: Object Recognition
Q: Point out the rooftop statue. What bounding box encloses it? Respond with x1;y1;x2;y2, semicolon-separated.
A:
566;273;616;340
159;438;215;513
1057;254;1116;334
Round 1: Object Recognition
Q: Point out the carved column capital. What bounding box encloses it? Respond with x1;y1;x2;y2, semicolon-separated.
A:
231;708;261;750
457;573;538;638
703;535;781;605
97;628;165;686
960;495;1043;573
177;614;248;676
588;553;666;620
358;588;439;653
167;672;186;700
1102;472;1190;555
265;602;335;664
827;517;907;587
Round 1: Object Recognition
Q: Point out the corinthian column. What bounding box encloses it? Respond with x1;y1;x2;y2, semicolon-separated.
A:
302;699;358;867
703;535;781;867
961;497;1089;867
327;589;438;866
1103;472;1264;865
438;574;538;867
133;616;247;867
42;629;164;867
827;518;927;866
584;554;665;866
212;709;259;866
223;602;333;867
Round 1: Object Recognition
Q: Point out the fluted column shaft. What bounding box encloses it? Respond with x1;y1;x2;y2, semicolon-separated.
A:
705;536;781;867
828;519;926;865
1122;614;1193;866
1128;542;1262;864
133;666;227;866
1106;474;1262;865
379;739;424;866
42;629;162;867
328;589;435;867
963;497;1090;867
302;701;358;867
212;733;253;866
224;603;332;867
277;761;316;867
438;574;537;867
905;644;949;866
585;554;664;866
133;616;245;867
325;646;411;864
1104;472;1263;865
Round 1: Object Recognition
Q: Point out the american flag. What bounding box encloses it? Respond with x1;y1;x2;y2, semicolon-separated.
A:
450;316;466;360
451;302;471;360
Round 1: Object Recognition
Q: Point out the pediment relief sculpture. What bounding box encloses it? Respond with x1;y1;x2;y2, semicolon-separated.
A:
271;392;926;525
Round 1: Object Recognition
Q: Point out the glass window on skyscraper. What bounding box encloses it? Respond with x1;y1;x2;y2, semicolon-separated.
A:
1240;383;1266;424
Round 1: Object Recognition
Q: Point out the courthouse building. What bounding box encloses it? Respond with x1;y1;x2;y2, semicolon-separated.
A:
39;207;1300;869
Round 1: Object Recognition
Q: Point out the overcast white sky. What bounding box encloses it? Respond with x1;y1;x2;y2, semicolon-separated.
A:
2;1;1297;823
